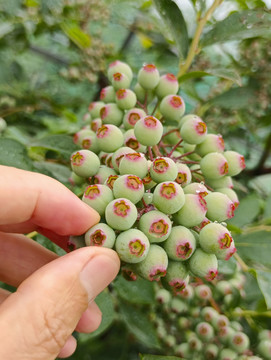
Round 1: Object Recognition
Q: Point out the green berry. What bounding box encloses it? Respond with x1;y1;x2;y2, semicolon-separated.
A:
180;116;208;145
230;332;250;354
205;344;219;360
100;85;116;103
123;108;146;130
70;149;100;178
206;175;233;190
162;260;189;294
201;306;219;322
195;322;214;342
170;297;188;313
88;101;105;118
82;184;114;216
150;157;178;183
258;339;271;359
0;117;7;133
212;314;229;330
189;248;218;281
124;129;147;152
160;94;185;121
138;210;172;243
96;124;124;152
175;343;190;358
119;152;148;178
183;182;208;196
85;223;116;248
115;88;137;110
105;174;119;190
111;72;131;90
155;73;178;98
153;181;185;214
111;146;136;172
199;222;233;255
205;192;235;222
105;198;137;231
163;225;196;261
195;133;225;156
217;187;239;208
175;163;192;186
100;103;123;126
134;116;163;146
195;284;212;300
113;174;144;204
134;82;155;104
73;128;99;153
223;150;246;176
218;326;235;345
174;194;207;227
155;288;171;304
137;63;160;90
107;60;133;82
219;348;238;360
200;152;229;179
90;118;102;132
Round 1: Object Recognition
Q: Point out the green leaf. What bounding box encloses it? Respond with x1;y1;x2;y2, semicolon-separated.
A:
153;0;189;59
78;289;115;342
140;355;180;360
208;87;256;110
34;161;71;183
113;275;155;304
228;193;262;228
235;231;271;268
263;194;271;219
179;69;242;86
120;301;160;350
0;22;14;39
0;138;34;170
201;9;271;46
61;22;91;49
30;135;78;161
256;269;271;309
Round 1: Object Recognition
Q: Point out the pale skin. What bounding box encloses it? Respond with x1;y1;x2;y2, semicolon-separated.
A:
0;165;120;360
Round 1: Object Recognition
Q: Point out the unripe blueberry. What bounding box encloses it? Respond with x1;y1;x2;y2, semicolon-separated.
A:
115;88;137;110
183;182;209;196
216;280;233;296
85;223;116;248
123;108;146;130
195;322;214;342
133;244;168;281
199;222;233;255
107;60;133;82
195;284;212;301
217;187;239;208
175;163;192;187
259;330;271;341
82;112;91;124
82;184;114;216
179;113;201;128
67;235;85;250
96;124;124;152
164;334;177;347
162;260;189;295
142;171;157;190
206;176;233;190
115;228;150;263
119;152;148;178
100;85;116;103
175;343;190;358
188;335;203;352
195;133;225;156
68;171;85;186
105;152;114;168
200;152;229;179
73;129;98;152
177;316;192;329
174;194;207;227
230;332;250;354
137;63;160;90
160;94;185;121
201;306;219;322
100;103;123;126
90;118;102;132
219;348;238;360
153;181;185;214
189;248;218;281
258;339;271;359
155;73;179;98
111;146;136;172
150;157;178;183
134;116;163;146
223;150;246;176
142;192;153;205
163;127;182;145
124;129;147;152
170;297;188;313
230;321;243;332
113;174;144;204
105;198;137;231
139;210;172;243
205;343;219;360
155;288;172;304
178;284;194;300
134;82;155;104
218;326;235;345
88;101;105;118
121;266;137;281
180;116;207;145
212;314;229;330
70;149;100;178
163;226;196;261
111;72;131;90
205;192;235;222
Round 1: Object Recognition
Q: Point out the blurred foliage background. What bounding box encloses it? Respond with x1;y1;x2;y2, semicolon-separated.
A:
1;0;271;359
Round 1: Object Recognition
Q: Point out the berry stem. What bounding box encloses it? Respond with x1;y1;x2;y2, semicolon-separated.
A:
168;139;183;157
162;128;180;139
234;253;250;272
152;145;162;157
151;100;160;116
175;150;195;159
148;146;154;161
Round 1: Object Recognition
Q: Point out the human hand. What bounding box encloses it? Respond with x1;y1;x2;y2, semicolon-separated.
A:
0;165;120;360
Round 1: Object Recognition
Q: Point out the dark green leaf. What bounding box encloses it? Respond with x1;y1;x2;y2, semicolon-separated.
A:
179;69;242;86
263;194;271;219
0;138;34;170
153;0;189;59
218;257;237;276
113;275;155;304
208;87;256;110
202;9;271;46
140;355;180;360
30;135;78;161
120;301;160;350
228;193;262;228
256;269;271;309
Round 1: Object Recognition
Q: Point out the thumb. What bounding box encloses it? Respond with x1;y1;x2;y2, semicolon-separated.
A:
0;247;120;360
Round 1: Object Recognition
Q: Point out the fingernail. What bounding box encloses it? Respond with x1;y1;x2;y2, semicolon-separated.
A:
80;253;119;302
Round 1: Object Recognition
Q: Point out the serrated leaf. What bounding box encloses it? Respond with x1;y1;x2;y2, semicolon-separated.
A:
113;275;155;304
140;355;180;360
120;301;160;350
153;0;189;59
256;269;271;309
179;69;242;86
0;138;34;170
228;193;262;228
61;22;91;49
208;87;256;110
202;9;271;46
30;135;78;161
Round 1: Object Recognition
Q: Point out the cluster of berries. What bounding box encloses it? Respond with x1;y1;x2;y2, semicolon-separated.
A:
152;269;271;360
69;60;246;294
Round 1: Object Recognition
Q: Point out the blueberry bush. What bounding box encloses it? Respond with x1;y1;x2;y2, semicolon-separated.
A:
1;1;271;359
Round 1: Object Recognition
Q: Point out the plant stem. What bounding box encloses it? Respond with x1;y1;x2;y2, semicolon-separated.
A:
234;253;250;272
178;0;223;79
232;309;271;318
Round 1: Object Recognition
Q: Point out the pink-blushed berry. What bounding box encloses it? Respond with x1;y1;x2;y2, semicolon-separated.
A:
113;174;144;204
205;192;235;222
217;187;239;208
179;284;194;300
111;146;136;172
175;343;190;358
111;72;131;90
205;343;219;360
195;284;212;301
230;332;250;354
70;149;100;178
92;165;117;184
119;152;148;178
150;157;178;183
85;223;116;248
201;306;219;323
163;225;196;261
68;171;85;186
180;116;208;145
199;222;233;256
189;248;218;281
123;129;147;152
73;128;98;152
155;288;172;304
105;174;119;190
174;193;207;227
175;163;192;187
206;175;233;190
133;244;168;282
162;260;189;295
105;198;137;231
107;60;133;82
216;280;233;296
219;348;238;360
105;152;114;169
183;181;209;196
100;103;123;126
134;115;163;146
123;108;146;130
142;171;157;190
82;184;114;216
90;118;102;132
88;101;105;118
155;73;179;98
134;82;155;104
163;127;182;145
115;228;150;263
100;85;115;103
188;335;203;352
195;322;214;342
137;63;160;90
223;150;246;176
195;133;225;156
170;297;188;313
258;339;271;359
153;181;185;214
159;94;185;121
211;314;229;330
115;88;137;110
218;326;235;345
259;330;271;341
138;210;172;243
200;152;229;179
96;124;124;152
